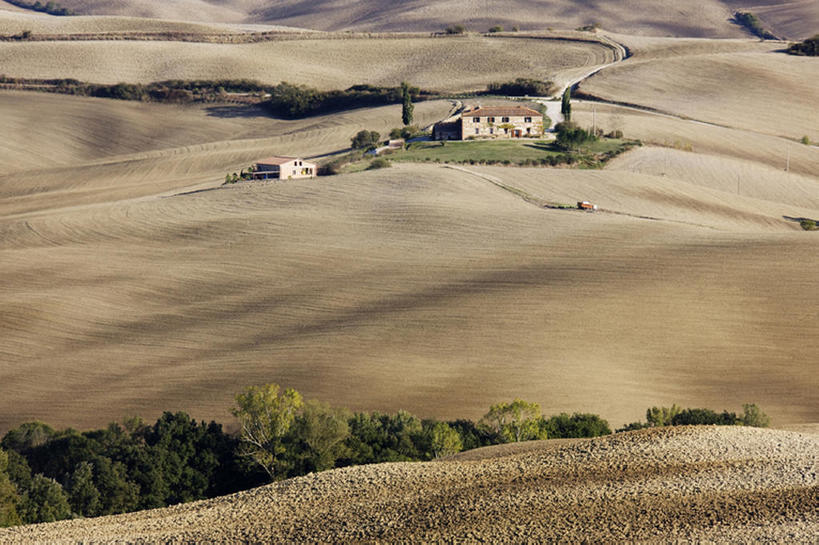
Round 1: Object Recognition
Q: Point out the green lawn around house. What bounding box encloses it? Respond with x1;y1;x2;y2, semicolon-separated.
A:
388;138;630;165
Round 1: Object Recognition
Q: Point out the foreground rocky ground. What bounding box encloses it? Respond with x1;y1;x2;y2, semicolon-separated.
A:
1;426;816;543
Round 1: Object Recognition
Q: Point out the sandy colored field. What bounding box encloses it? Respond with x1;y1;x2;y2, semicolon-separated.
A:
0;36;613;91
723;0;819;40
581;47;819;141
0;91;455;215
0;0;753;37
1;426;816;542
0;9;288;35
570;102;819;178
1;154;817;433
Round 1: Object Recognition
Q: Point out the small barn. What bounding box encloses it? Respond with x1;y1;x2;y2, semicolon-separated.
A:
252;157;316;180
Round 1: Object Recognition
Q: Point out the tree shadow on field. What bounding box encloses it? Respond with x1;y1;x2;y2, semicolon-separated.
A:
204;105;269;119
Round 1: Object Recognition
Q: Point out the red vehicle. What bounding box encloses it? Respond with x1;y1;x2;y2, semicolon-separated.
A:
577;201;598;211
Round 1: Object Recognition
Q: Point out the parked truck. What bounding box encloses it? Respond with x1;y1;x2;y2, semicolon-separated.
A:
577;201;598;211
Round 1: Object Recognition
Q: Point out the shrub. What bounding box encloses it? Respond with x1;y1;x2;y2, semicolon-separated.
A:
801;135;811;145
486;78;554;96
788;35;819;56
351;130;381;150
266;82;426;119
488;25;503;33
555;121;596;150
800;219;817;231
367;158;390;170
734;12;776;39
445;24;466;35
741;404;770;428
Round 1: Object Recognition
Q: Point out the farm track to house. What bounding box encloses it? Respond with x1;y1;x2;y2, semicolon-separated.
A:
1;426;816;543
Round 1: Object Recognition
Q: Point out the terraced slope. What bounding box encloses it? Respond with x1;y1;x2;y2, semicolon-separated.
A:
1;427;815;543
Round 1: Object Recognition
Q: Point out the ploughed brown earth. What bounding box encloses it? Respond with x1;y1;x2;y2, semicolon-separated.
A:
0;426;815;543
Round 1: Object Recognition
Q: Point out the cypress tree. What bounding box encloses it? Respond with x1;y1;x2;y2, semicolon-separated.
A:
401;82;414;126
561;87;572;122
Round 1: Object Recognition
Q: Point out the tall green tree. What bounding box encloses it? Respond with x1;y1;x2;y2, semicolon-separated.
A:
290;400;350;473
401;81;414;126
428;422;462;458
232;384;303;479
66;461;100;517
0;449;21;528
561;87;572;122
481;399;546;443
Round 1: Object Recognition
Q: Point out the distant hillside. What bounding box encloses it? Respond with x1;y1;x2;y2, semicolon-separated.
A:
0;0;779;37
1;427;816;543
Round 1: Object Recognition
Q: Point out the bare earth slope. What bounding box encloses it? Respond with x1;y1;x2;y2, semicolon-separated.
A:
1;427;816;543
0;35;612;91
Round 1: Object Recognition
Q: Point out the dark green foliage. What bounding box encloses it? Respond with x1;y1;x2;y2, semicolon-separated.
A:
734;12;776;39
486;78;554;96
1;421;56;453
0;76;266;103
800;219;817;231
555;121;596;150
351;130;381;150
340;411;424;465
16;474;72;523
670;408;739;426
488;25;504;33
401;81;414;126
445;25;466;35
446;420;502;451
561;87;572;121
615;422;651;433
267;82;425;119
66;461;100;517
5;0;74;16
0;450;21;528
540;413;612;439
788;36;819;56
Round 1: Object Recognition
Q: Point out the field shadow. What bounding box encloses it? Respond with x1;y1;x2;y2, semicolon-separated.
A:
204;105;268;119
523;141;559;152
783;215;817;223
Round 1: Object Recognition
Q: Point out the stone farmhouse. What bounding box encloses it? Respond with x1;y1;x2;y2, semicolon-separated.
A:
433;105;544;140
252;157;316;180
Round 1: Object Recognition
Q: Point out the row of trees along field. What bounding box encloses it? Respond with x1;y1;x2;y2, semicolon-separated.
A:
0;384;769;527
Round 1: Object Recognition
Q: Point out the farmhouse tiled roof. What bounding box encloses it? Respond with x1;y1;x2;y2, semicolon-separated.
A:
256;156;299;165
463;106;542;117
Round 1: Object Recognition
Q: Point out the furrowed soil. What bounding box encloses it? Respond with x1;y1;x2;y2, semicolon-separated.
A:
0;90;817;430
0;427;815;543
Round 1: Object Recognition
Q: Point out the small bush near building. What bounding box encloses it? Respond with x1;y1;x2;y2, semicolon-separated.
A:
351;130;381;150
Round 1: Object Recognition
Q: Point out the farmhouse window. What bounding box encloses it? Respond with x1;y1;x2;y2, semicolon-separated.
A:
473;117;480;122
488;117;495;122
475;128;480;134
489;128;494;134
524;117;532;122
502;117;510;122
